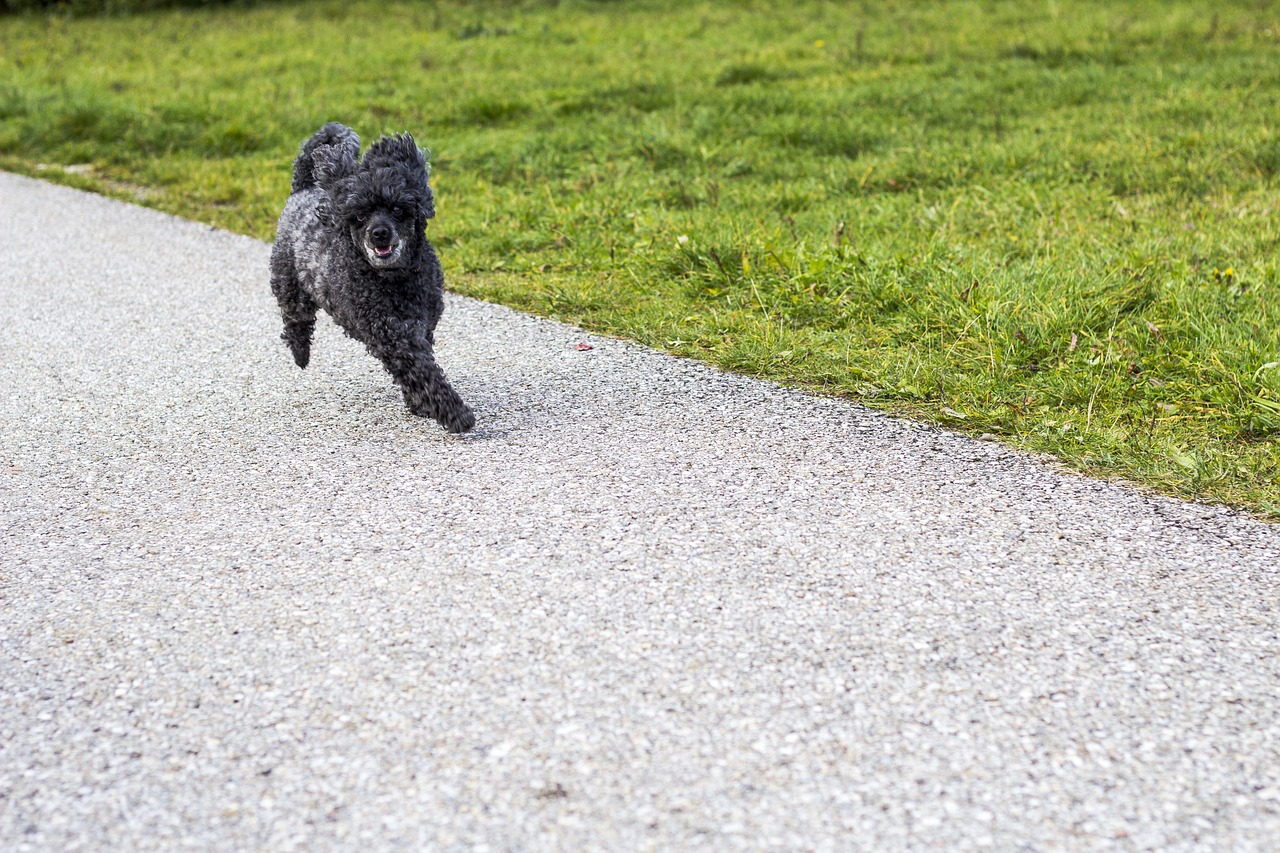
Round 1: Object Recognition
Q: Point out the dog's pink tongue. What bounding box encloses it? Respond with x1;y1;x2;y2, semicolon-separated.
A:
375;245;393;256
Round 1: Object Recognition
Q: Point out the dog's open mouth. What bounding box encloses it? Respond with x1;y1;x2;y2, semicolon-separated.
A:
365;238;403;266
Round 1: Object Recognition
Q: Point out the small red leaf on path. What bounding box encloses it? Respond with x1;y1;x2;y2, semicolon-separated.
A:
576;343;594;351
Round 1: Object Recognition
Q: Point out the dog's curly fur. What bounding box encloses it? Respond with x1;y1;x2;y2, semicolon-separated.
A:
270;122;475;433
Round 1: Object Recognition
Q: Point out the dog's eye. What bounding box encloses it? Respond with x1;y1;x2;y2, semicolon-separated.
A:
392;205;404;218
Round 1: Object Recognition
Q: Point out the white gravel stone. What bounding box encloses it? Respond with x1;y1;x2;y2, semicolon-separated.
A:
2;170;1280;851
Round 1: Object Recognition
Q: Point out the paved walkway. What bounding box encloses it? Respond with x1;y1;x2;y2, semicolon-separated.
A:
2;171;1279;850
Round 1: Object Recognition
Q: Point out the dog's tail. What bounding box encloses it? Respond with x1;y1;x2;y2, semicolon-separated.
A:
290;122;361;193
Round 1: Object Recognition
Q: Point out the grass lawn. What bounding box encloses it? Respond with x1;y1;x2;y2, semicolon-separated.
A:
3;0;1280;514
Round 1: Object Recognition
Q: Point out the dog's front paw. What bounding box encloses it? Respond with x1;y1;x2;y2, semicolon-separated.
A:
444;404;476;434
407;395;475;433
281;325;313;369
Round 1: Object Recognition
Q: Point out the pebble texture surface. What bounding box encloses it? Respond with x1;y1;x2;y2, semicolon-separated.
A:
2;170;1280;851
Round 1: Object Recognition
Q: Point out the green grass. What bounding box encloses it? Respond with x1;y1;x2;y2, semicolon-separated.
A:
3;0;1280;514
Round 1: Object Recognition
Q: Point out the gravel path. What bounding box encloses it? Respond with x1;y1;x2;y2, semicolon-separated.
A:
2;170;1279;851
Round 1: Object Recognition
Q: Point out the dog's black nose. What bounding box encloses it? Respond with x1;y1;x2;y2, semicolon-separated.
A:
370;224;391;244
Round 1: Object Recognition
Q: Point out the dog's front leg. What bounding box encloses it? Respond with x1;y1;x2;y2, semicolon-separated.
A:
376;339;475;433
269;251;317;369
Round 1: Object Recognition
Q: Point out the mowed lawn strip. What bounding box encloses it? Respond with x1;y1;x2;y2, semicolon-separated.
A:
2;0;1279;513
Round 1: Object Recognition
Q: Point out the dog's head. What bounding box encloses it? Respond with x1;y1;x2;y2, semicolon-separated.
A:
326;133;435;271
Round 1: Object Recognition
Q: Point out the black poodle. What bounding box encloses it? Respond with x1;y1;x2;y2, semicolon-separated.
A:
270;122;475;433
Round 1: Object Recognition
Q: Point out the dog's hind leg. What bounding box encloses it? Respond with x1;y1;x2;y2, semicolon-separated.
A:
375;341;475;433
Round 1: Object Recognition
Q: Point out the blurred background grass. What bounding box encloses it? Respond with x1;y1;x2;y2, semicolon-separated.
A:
3;0;1280;513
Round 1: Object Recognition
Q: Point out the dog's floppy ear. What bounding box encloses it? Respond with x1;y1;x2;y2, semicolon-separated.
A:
310;142;361;229
419;176;436;221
